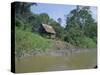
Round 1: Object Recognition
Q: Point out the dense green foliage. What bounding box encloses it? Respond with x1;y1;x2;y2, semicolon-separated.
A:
15;2;97;54
63;6;97;48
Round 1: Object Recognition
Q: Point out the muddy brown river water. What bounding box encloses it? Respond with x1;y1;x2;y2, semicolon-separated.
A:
15;49;97;73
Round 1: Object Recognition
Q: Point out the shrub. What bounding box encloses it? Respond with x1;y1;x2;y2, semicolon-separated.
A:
79;36;96;48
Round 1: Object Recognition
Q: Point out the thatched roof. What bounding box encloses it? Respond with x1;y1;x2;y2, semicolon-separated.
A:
42;24;56;34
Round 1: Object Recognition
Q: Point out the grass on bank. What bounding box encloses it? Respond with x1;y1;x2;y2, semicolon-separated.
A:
15;27;52;58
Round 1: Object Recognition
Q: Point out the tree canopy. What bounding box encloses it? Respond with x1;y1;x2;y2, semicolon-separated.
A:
15;3;97;48
64;6;97;47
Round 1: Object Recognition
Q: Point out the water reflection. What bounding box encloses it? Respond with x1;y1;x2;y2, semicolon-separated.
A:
15;49;97;73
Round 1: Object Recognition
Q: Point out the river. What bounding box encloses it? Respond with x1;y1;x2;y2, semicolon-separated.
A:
15;48;97;73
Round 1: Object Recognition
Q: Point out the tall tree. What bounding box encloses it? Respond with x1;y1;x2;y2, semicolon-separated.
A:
66;6;91;30
15;2;37;15
57;18;62;25
15;2;37;30
64;5;97;46
39;13;49;24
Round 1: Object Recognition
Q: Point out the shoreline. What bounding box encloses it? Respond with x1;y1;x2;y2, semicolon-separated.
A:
15;48;97;61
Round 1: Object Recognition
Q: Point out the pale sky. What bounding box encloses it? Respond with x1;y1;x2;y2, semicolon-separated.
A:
30;3;97;27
